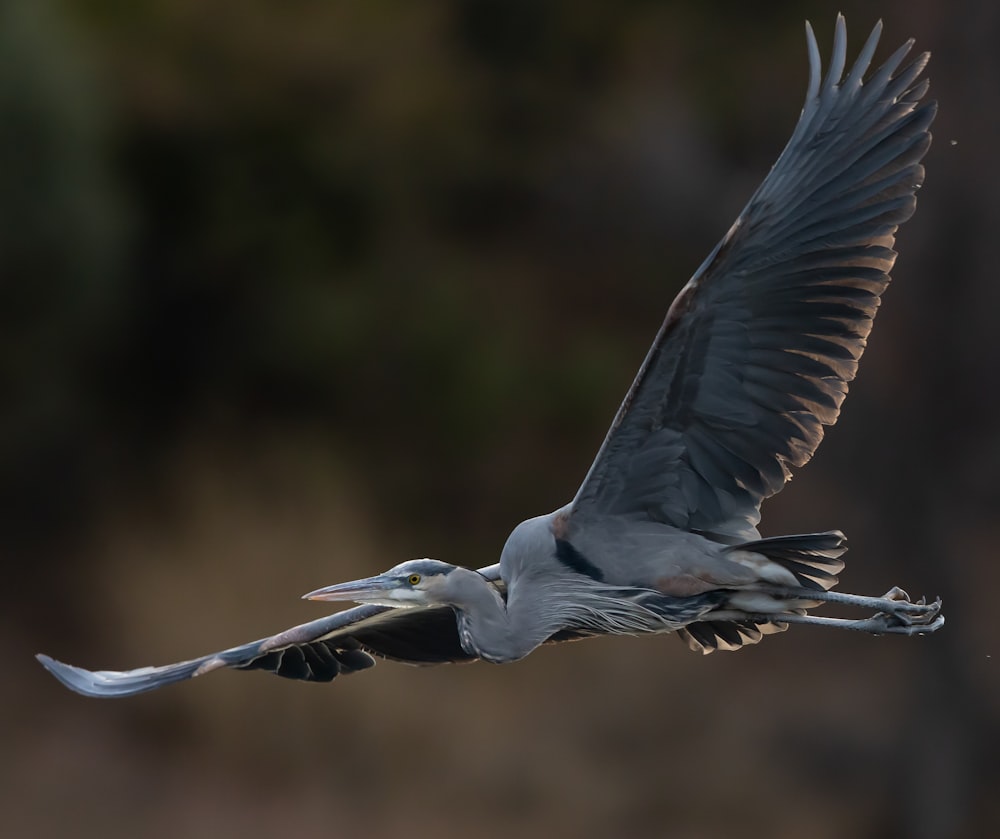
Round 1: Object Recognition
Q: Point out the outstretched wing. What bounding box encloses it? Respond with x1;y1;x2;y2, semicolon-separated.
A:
571;16;935;541
36;565;503;698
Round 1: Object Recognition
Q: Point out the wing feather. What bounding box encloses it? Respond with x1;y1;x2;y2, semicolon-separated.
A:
571;16;935;540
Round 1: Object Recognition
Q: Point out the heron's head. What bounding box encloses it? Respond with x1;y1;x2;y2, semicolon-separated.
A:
302;559;461;608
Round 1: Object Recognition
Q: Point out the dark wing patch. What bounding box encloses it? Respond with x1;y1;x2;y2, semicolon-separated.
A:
237;607;476;681
554;538;605;581
570;17;935;541
236;642;376;682
350;606;474;663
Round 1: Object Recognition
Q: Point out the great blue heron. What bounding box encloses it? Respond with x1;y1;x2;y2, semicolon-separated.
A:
38;16;943;698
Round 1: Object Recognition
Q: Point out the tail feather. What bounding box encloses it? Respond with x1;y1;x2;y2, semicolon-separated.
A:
728;530;848;591
677;530;848;655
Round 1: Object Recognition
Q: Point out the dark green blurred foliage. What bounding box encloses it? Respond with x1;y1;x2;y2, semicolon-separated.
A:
0;1;124;553
5;1;999;838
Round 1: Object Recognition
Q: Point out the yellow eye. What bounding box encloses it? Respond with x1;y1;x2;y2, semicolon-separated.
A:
408;574;421;586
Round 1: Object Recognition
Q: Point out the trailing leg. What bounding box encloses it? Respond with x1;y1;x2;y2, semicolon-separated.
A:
741;610;945;636
754;584;943;626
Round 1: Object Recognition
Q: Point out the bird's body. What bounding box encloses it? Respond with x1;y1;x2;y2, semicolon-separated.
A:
38;16;944;699
323;511;846;667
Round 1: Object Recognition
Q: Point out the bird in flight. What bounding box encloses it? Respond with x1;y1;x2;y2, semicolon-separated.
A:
38;15;943;698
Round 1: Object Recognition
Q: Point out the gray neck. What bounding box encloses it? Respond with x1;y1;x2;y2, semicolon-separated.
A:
449;568;558;664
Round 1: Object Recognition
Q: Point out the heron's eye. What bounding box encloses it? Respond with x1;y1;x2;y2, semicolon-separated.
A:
408;574;421;586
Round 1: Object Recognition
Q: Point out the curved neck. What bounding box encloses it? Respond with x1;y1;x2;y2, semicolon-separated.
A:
450;569;555;664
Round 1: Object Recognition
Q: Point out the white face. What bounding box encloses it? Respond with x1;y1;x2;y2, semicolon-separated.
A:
381;559;445;604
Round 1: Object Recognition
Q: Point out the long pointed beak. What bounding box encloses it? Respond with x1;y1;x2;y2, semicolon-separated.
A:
302;575;399;603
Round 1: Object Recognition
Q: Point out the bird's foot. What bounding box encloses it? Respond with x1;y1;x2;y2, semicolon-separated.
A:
873;588;942;628
851;610;945;635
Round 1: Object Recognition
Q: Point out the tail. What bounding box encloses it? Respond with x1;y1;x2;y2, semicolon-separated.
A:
677;530;848;655
726;530;848;591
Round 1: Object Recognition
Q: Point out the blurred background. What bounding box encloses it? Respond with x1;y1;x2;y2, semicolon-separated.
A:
4;1;998;837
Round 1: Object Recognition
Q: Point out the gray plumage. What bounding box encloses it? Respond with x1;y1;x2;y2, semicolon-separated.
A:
37;15;943;699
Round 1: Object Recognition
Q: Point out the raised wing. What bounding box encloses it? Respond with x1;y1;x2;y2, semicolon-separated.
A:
571;17;935;541
36;564;504;698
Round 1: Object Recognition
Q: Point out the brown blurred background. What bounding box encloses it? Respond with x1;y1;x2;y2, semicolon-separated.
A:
4;1;998;837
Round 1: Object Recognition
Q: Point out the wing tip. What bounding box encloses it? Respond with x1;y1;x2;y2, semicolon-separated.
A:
823;13;848;90
806;16;924;103
37;649;208;698
37;653;113;698
845;19;884;89
804;20;821;102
